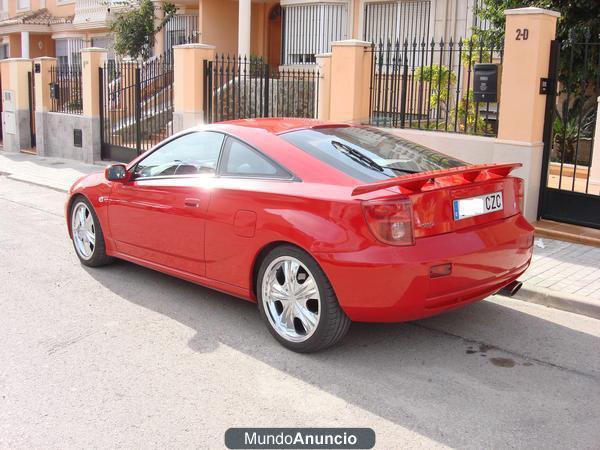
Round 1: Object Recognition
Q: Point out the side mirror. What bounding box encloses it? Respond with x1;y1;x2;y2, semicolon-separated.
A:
105;164;129;182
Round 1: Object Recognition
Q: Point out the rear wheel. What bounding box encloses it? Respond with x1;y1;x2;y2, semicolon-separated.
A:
70;197;113;267
257;245;350;352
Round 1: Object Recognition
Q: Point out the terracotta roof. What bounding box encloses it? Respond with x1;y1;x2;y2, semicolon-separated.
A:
0;8;74;26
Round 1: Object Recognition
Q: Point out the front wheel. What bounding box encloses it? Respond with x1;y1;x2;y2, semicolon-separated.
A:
257;245;351;352
70;197;113;267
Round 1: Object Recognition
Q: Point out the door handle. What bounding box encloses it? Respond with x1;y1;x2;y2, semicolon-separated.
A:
184;198;201;208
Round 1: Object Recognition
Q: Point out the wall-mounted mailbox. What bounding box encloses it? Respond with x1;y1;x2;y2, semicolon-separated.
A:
49;82;59;100
74;129;82;148
473;63;501;103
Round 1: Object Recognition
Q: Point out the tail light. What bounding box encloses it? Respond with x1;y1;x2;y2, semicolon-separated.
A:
515;178;525;213
362;198;415;246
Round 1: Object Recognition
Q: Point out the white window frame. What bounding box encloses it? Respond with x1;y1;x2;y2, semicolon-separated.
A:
281;1;350;65
55;37;85;67
359;0;434;45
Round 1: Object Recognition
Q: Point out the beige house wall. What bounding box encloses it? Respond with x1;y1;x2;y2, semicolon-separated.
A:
200;0;238;56
6;33;57;59
47;0;76;16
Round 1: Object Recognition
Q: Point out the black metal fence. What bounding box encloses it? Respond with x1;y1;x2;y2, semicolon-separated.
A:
368;38;503;137
50;64;83;115
162;31;199;65
203;54;320;123
99;55;174;162
538;35;600;229
551;39;599;191
163;14;199;55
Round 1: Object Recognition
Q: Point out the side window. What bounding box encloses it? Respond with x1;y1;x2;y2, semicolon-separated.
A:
219;138;290;178
134;132;225;179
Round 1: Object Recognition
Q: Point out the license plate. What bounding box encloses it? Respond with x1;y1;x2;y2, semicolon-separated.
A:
453;192;503;220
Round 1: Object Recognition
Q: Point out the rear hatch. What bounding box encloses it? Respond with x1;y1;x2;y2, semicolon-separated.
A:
353;163;524;239
354;163;530;305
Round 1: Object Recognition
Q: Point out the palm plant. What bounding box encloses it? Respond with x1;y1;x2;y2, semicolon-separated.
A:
553;98;596;164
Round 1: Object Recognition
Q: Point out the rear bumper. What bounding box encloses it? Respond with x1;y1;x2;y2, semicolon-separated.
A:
316;214;534;322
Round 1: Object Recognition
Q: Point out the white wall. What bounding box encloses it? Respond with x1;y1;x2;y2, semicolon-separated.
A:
389;128;543;223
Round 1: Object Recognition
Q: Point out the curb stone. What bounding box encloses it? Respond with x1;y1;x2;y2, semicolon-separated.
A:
511;286;600;320
5;174;69;193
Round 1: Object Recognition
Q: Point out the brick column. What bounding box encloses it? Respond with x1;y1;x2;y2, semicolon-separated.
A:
33;57;56;112
33;57;57;157
173;43;215;132
0;58;33;152
328;40;372;123
81;47;107;117
498;7;560;142
315;53;331;121
494;7;560;222
79;47;107;162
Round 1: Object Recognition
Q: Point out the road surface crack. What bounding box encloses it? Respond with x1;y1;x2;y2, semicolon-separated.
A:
411;322;599;381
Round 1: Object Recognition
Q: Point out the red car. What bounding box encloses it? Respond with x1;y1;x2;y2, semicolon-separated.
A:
66;119;534;352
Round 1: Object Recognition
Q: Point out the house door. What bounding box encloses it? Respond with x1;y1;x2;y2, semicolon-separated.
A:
268;4;282;68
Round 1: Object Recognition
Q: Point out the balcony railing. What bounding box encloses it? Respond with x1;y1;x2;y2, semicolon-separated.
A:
73;0;125;27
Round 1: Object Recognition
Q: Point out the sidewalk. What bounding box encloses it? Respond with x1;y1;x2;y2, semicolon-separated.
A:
514;239;600;319
0;151;105;192
1;150;599;319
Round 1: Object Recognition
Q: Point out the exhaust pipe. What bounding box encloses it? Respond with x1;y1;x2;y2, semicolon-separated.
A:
498;280;523;297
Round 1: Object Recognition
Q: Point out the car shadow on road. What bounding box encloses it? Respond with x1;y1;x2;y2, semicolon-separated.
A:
85;259;600;448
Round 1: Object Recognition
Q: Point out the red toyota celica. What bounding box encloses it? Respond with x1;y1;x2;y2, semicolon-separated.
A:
66;118;534;352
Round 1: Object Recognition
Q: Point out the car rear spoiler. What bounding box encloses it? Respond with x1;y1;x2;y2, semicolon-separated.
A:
351;163;522;196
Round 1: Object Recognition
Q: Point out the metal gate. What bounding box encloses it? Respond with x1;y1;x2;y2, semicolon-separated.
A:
99;56;174;163
203;54;319;123
538;36;600;229
27;70;36;149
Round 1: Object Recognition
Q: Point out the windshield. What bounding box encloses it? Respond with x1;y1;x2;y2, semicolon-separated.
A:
280;126;465;182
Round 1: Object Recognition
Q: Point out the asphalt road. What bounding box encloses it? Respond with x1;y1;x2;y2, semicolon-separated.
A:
1;175;599;449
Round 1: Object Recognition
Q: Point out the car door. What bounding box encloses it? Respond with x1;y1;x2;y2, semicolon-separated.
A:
205;136;295;288
107;131;225;277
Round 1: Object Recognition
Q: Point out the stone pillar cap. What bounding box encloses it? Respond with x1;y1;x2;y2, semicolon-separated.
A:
330;39;372;47
81;47;108;53
173;43;216;50
0;58;32;62
504;7;560;17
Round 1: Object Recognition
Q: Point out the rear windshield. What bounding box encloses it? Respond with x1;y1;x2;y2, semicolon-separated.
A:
280;126;465;182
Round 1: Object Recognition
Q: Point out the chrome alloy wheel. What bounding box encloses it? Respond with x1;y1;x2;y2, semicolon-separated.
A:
71;202;96;260
261;256;321;343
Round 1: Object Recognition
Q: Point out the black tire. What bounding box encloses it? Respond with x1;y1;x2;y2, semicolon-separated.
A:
69;196;113;267
257;245;351;352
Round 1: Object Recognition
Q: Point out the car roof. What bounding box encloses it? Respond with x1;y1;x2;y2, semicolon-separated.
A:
210;118;351;135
